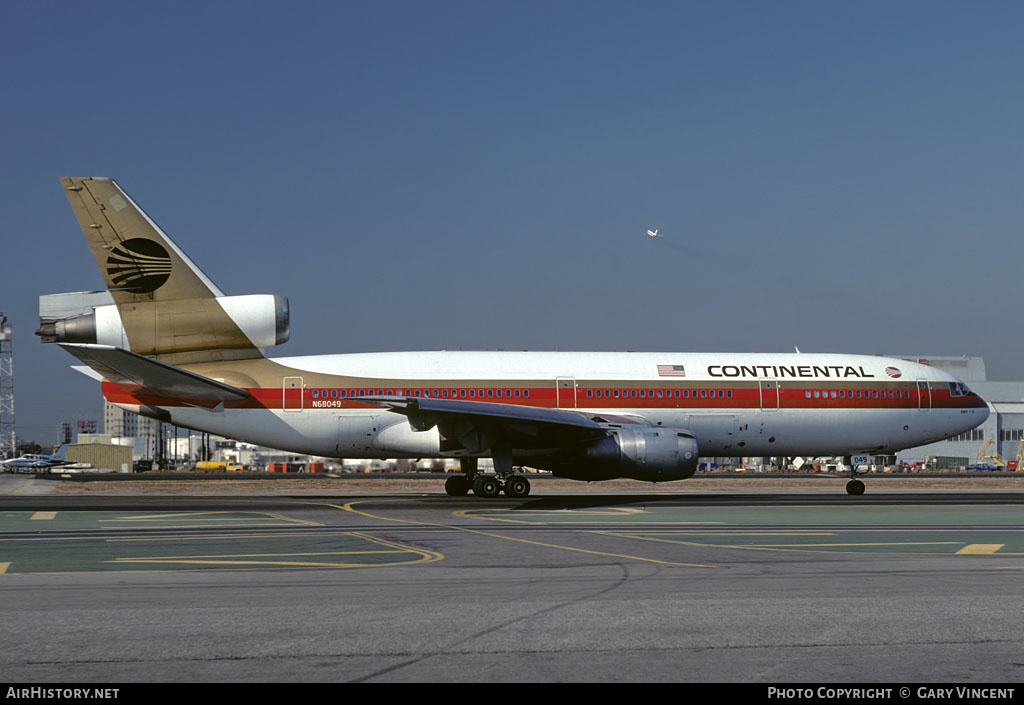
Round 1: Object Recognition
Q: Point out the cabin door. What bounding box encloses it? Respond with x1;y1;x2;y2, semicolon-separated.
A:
759;379;780;410
556;377;577;408
917;381;931;410
283;376;303;411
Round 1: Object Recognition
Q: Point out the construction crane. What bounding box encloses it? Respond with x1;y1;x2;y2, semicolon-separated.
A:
971;437;1005;470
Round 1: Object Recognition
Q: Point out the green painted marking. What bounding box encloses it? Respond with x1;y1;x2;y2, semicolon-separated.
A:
0;510;314;533
477;504;1024;527
607;530;1024;556
2;531;440;573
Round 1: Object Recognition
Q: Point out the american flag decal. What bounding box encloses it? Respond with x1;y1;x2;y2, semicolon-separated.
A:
657;364;686;377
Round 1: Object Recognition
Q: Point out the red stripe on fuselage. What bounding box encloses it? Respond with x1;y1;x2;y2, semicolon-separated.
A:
100;381;987;411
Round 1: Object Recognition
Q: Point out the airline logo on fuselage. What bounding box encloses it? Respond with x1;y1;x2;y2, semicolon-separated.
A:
707;364;877;379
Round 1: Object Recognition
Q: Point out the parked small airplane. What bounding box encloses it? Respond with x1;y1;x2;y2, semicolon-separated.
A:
40;178;989;497
1;445;69;471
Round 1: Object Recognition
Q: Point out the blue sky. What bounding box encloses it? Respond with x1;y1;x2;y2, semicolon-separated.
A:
2;1;1023;444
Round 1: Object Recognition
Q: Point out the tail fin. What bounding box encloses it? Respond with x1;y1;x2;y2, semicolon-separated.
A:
60;177;223;303
52;444;68;461
45;178;289;364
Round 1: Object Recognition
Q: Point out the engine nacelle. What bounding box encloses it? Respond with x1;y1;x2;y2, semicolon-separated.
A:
37;294;289;355
535;427;699;482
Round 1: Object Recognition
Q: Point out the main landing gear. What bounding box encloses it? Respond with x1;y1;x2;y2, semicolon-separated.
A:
443;458;532;498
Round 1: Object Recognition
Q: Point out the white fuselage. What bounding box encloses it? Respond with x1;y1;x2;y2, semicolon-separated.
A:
108;351;989;468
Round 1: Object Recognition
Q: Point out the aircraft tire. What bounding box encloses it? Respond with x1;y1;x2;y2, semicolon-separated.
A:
445;475;471;496
505;475;531;498
472;475;501;498
846;479;865;496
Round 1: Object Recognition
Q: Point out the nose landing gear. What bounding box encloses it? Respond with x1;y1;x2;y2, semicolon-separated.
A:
845;455;866;495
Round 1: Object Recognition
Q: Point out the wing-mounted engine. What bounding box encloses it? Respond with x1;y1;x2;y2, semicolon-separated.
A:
536;427;700;482
358;396;700;484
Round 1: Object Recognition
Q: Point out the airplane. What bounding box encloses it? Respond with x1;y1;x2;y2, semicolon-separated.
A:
646;229;658;237
39;177;989;497
1;445;69;472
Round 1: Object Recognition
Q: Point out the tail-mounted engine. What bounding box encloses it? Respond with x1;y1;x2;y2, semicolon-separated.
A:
37;293;289;357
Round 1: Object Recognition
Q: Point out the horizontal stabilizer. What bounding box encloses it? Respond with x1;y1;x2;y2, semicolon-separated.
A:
59;343;251;402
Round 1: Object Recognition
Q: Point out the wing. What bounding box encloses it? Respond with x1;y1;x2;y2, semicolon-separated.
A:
354;396;635;455
59;343;250;402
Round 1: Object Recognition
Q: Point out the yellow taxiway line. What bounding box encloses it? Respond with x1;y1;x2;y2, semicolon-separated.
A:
331;501;718;568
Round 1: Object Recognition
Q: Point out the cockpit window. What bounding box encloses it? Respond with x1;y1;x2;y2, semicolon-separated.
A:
948;382;973;397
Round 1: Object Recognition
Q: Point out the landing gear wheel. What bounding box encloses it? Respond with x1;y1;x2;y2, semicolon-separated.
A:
445;475;471;496
846;479;865;496
504;475;531;498
472;475;501;498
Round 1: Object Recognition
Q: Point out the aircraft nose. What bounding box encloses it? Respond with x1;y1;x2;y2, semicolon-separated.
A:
978;400;991;424
962;393;990;431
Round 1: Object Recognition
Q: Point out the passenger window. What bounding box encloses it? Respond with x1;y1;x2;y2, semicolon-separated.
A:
514;390;520;398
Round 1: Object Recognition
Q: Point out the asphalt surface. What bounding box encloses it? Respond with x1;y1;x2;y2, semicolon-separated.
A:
1;474;1023;683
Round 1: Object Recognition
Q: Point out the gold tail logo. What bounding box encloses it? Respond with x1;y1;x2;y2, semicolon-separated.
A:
106;238;172;292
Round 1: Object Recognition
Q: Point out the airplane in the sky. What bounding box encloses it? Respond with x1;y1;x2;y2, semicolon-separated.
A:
40;177;989;497
1;445;69;472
